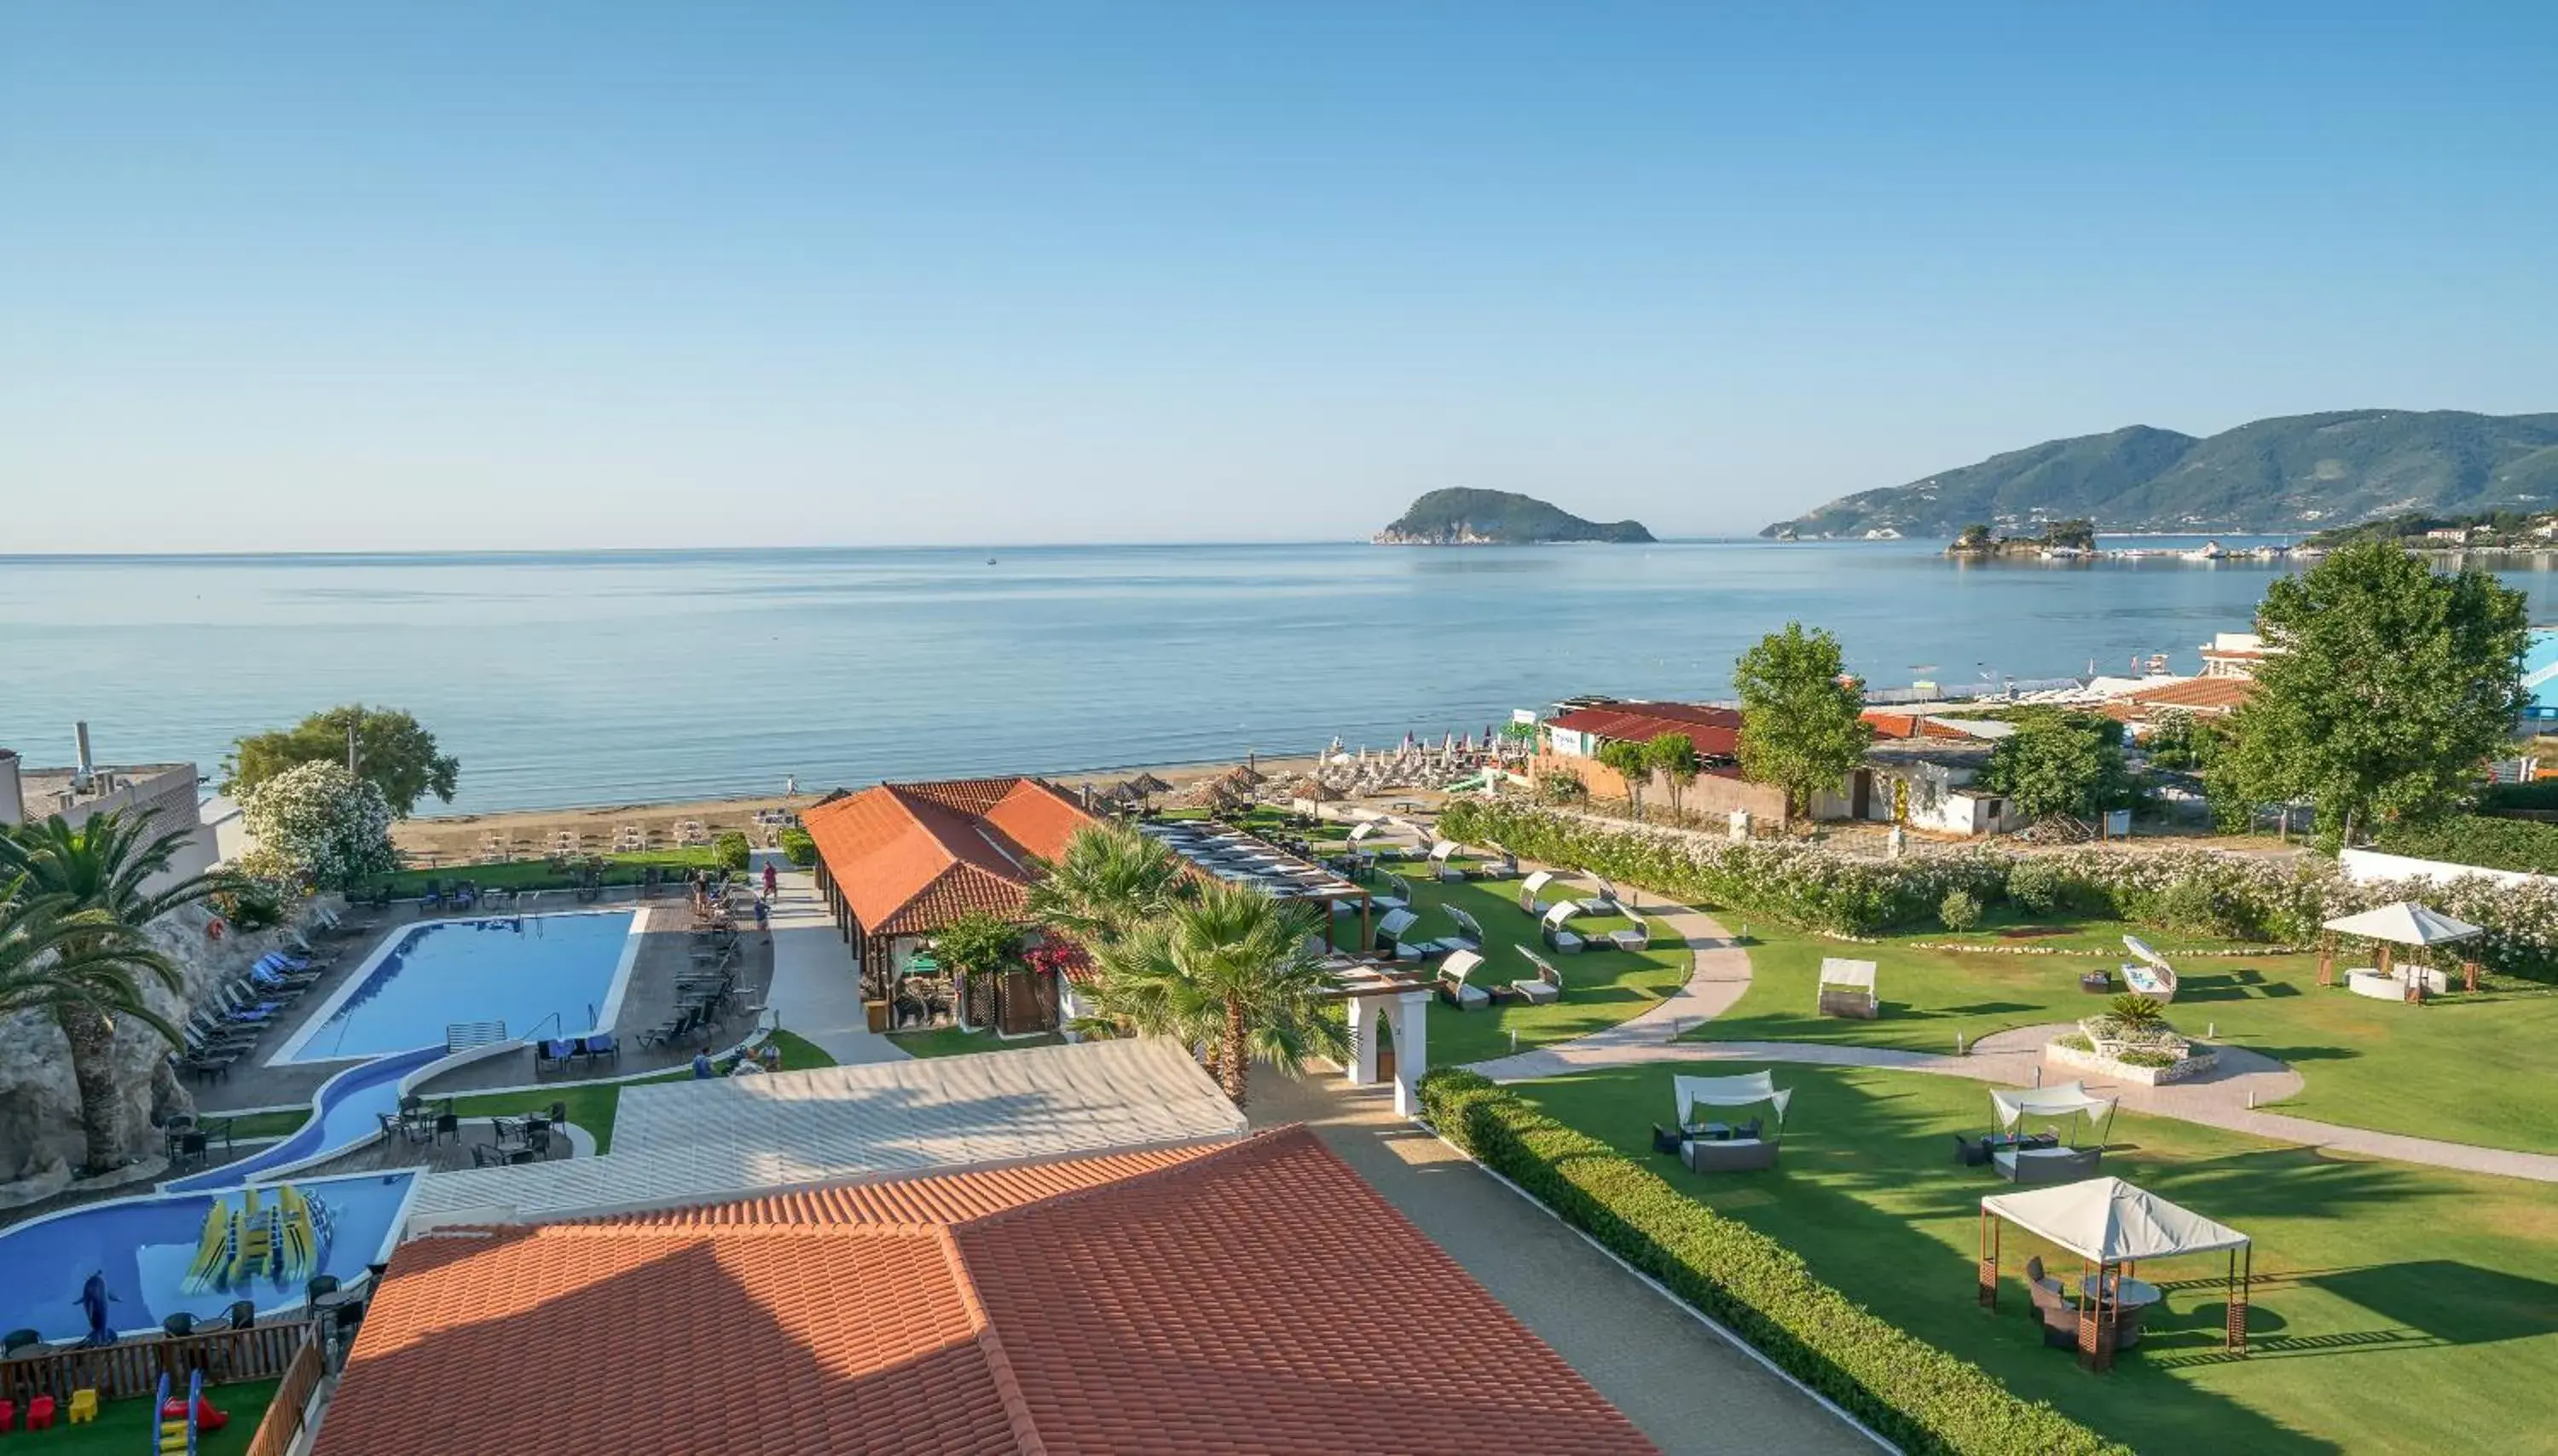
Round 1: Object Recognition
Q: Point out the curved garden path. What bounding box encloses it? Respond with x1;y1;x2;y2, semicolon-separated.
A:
1469;899;2558;1184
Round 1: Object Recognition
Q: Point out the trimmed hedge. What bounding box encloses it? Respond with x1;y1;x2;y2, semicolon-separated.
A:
715;830;753;872
779;827;817;868
2372;814;2558;875
1421;1069;2129;1456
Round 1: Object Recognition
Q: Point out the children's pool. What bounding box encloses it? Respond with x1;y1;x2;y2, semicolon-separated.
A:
271;910;642;1065
0;1172;417;1343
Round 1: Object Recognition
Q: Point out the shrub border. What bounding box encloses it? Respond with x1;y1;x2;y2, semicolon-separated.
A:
1420;1068;2131;1456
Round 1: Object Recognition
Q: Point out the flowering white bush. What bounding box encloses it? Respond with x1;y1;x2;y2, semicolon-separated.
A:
1438;800;2558;979
240;760;397;892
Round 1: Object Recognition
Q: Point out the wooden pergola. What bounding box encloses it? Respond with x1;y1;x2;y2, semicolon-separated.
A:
1134;818;1377;951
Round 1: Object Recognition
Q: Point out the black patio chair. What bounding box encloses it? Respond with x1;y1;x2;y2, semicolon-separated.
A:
225;1301;256;1331
1651;1124;1684;1155
163;1312;197;1338
3;1327;43;1357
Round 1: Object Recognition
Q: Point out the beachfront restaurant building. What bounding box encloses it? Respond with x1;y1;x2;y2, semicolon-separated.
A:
800;775;1094;1036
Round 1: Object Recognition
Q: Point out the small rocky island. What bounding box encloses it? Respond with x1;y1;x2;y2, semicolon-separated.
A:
1374;488;1653;546
1946;518;2098;558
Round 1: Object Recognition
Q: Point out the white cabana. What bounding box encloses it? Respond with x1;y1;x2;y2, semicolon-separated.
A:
1577;870;1623;913
2321;901;2485;1000
1673;1071;1793;1130
1540;898;1587;954
1988;1080;2118;1135
1519;869;1560;916
1438;948;1490;1010
1815;957;1878;1019
1982;1082;2117;1186
1428;840;1466;881
1977;1175;2253;1369
2119;935;2178;1002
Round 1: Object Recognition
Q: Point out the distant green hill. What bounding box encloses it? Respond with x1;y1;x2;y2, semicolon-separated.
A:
1375;488;1653;545
1762;409;2558;539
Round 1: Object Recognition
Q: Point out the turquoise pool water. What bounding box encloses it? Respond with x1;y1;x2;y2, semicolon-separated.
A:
273;910;640;1064
0;1172;417;1343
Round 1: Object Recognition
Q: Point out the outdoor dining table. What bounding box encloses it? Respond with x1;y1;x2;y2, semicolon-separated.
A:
2081;1274;2162;1308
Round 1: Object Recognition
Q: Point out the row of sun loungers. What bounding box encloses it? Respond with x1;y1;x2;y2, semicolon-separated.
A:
171;948;339;1081
533;1033;621;1074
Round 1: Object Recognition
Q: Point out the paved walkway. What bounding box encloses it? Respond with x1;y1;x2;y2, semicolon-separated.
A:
1249;1072;1877;1456
754;856;908;1066
1468;901;2558;1184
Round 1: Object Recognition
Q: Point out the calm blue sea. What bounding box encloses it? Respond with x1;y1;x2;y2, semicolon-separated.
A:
5;540;2556;814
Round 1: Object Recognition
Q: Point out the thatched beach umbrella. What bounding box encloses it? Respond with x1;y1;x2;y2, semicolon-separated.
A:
1129;772;1173;796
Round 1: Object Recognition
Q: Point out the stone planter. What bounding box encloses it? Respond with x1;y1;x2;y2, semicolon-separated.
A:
2046;1037;2221;1087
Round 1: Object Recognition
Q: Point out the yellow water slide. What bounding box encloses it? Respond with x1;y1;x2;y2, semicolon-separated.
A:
179;1202;235;1295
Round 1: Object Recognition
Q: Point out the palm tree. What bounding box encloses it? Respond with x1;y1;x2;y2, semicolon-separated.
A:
0;883;182;1037
1082;878;1348;1108
1024;823;1188;949
1;811;235;1173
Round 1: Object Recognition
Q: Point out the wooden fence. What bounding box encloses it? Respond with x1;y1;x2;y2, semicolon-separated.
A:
244;1333;326;1456
0;1318;311;1405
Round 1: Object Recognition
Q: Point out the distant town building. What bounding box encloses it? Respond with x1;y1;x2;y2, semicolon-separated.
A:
2198;631;2281;679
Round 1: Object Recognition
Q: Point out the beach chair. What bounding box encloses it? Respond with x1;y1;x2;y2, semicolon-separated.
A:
1370;873;1412;915
1374;907;1433;962
1438;949;1491;1010
577;1032;620;1069
534;1039;578;1074
1443;905;1484;952
1512;945;1564;1004
1519;870;1560;917
1608;911;1652;954
1427;841;1466;882
1579;871;1623;915
1540;900;1587;954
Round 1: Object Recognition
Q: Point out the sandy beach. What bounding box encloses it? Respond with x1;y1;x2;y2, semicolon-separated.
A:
389;750;1334;863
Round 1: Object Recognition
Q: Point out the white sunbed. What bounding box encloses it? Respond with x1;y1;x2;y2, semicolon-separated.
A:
1375;907;1432;962
1370;873;1413;914
1444;905;1484;950
1541;900;1588;955
1519;870;1559;917
1512;945;1564;1004
1578;870;1624;916
1608;911;1652;953
1428;841;1466;882
1439;949;1491;1010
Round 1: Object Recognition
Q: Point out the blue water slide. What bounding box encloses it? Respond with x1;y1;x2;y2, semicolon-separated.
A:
164;1043;449;1194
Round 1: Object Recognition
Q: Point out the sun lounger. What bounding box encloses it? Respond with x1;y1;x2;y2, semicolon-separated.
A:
1443;906;1484;952
1512;945;1564;1004
1519;870;1560;917
1370;873;1412;914
1994;1144;2102;1185
1427;841;1466;882
1374;908;1432;962
535;1039;578;1074
1608;911;1652;953
1540;901;1586;954
1580;872;1623;915
1438;950;1491;1010
576;1032;620;1068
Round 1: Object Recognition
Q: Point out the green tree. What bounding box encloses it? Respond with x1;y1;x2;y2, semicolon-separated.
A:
1644;732;1699;820
1024;823;1188;950
1079;879;1348;1107
1953;523;1994;550
1982;711;2133;823
240;760;398;892
1594;738;1652;819
2209;540;2528;845
1733;622;1874;820
1;811;233;1173
226;704;460;818
934;910;1025;1033
2139;708;2219;771
0;885;181;1041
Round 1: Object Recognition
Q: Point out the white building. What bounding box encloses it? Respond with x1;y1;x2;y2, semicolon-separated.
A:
0;723;218;891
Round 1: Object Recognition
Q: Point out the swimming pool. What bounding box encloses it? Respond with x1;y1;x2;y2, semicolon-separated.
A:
0;1172;417;1343
271;910;642;1065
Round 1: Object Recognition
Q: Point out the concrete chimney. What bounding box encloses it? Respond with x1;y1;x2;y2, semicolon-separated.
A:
72;720;94;792
0;748;20;827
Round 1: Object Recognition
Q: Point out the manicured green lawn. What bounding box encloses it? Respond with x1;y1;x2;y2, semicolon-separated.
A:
1377;870;1691;1066
45;1379;279;1455
1693;924;2558;1153
446;1029;836;1152
1508;1061;2558;1456
888;1027;1065;1058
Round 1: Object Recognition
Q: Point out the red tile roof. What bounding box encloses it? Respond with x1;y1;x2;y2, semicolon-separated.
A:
316;1130;1658;1456
2126;676;2257;714
801;777;1093;937
1548;702;1744;758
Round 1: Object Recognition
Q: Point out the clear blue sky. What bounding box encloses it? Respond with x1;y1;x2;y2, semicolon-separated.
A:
5;3;2553;552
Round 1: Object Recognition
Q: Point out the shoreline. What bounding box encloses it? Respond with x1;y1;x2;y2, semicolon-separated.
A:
388;749;1334;860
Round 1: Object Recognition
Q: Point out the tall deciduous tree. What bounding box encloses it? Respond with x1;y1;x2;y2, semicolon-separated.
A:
1594;738;1652;819
1733;623;1874;820
2;811;230;1173
1079;879;1347;1107
2208;541;2527;845
1644;732;1699;820
227;705;460;818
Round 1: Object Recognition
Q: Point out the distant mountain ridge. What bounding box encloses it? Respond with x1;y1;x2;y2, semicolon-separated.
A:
1375;488;1653;545
1761;409;2558;539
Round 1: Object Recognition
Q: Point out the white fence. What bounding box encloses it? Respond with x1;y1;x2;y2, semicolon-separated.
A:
2338;846;2551;891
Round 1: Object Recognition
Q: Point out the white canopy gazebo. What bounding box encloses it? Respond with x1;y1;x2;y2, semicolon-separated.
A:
1984;1082;2117;1183
2320;901;2485;1000
1670;1072;1792;1172
1815;957;1878;1020
1978;1176;2253;1369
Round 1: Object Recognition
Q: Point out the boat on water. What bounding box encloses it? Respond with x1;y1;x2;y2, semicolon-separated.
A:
2182;540;2227;562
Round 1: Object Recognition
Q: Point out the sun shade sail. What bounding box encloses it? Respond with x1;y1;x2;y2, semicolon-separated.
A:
1989;1080;2117;1130
1982;1176;2248;1262
1674;1072;1792;1127
2321;902;2484;946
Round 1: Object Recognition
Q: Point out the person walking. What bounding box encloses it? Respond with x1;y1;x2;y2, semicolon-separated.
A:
762;862;778;899
754;894;771;942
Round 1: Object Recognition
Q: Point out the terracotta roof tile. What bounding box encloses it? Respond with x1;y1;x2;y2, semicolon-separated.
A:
2128;676;2257;714
1548;702;1743;759
801;777;1094;937
318;1130;1657;1456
